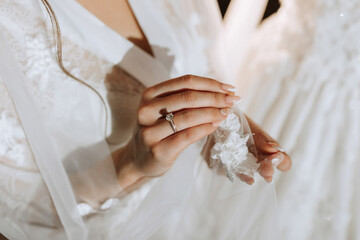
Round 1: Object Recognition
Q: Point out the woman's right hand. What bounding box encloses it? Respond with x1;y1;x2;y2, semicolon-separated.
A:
114;75;241;189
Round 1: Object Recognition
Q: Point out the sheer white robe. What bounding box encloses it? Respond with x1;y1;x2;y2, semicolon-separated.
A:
0;0;279;239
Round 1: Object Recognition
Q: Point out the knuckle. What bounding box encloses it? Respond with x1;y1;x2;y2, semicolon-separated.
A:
216;81;223;89
214;93;224;104
142;87;155;100
150;144;162;160
181;91;197;103
182;74;194;84
137;103;152;122
137;105;146;119
140;127;151;145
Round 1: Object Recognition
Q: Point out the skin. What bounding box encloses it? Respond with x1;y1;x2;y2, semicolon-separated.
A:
76;0;153;56
76;0;292;190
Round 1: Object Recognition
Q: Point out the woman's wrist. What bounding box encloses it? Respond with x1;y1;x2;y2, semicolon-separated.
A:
112;144;148;191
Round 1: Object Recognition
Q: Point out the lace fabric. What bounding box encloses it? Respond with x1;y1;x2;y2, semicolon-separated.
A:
0;0;144;164
210;110;259;181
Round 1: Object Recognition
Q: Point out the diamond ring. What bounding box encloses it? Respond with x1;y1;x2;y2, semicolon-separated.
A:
165;112;177;133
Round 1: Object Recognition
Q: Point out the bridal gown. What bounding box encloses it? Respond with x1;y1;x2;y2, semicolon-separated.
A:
237;0;360;239
0;0;280;239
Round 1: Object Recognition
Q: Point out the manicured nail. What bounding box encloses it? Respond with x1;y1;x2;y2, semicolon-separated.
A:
212;120;223;127
247;179;255;185
221;83;236;93
220;108;233;116
265;152;285;167
271;158;281;166
268;142;285;152
225;95;242;105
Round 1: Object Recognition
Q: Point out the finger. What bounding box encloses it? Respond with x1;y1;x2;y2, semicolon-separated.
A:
250;133;278;161
143;108;231;144
267;143;286;153
138;90;241;125
244;115;292;174
202;134;215;168
264;176;273;183
252;133;286;163
154;123;218;160
142;74;236;100
266;143;292;171
258;161;274;180
264;143;292;172
245;116;278;154
276;153;292;172
252;136;278;157
237;173;254;185
264;152;285;167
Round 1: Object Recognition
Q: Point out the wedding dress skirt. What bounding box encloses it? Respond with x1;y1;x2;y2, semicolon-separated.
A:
238;0;360;239
0;0;280;239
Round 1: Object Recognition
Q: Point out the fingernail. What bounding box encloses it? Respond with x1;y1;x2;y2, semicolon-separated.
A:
265;152;285;167
212;120;223;127
268;142;285;152
247;179;255;185
269;176;273;183
221;83;236;93
264;176;273;183
271;158;281;167
225;95;242;105
220;108;233;116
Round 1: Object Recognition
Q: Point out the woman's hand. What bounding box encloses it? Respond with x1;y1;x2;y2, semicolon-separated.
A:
113;75;241;190
238;117;292;185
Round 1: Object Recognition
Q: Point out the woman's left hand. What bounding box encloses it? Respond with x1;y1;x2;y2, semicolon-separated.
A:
238;116;292;185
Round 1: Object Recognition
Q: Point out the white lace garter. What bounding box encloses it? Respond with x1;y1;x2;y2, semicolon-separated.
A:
210;110;259;182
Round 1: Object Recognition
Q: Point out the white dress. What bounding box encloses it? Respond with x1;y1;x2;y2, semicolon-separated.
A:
239;0;360;239
0;0;278;239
